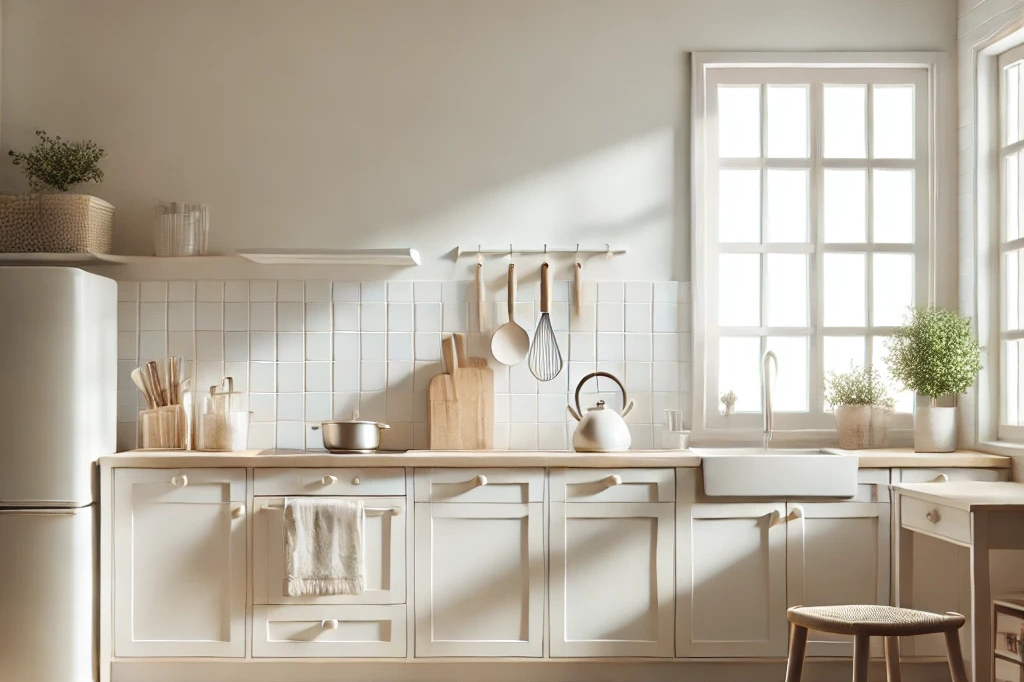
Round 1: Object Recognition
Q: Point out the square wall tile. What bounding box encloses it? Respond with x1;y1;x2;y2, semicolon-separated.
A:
598;282;624;302
306;333;331;361
196;302;223;331
140;281;167;301
250;280;277;302
168;281;196;301
333;282;360;302
196;331;224;361
625;362;653;393
139;302;166;330
625;282;653;303
569;333;595;362
305;362;331;392
653;334;680;362
225;362;248;392
197;281;224;302
442;303;468;332
653;303;679;333
224;302;248;331
333;303;359;331
117;302;138;332
277;393;304;421
117;281;139;302
386;392;414;422
570;304;596;332
250;393;276;422
538;423;567;451
166;302;193;331
388;281;413;302
139;331;166;359
361;303;386;332
248;422;276;449
276;421;305;449
250;362;277;392
361;362;387;392
361;333;386;361
333;392;359;419
415;303;442;332
359;391;387;422
596;302;624;332
277;280;304;302
652;362;680;392
509;424;538;450
414;281;441;302
361;282;386;302
277;302;303;332
388;333;414;362
625;334;653;362
249;302;276;331
224;280;249;302
225;332;248;362
305;303;331;332
509;362;538;394
538;394;566;422
415;333;441;361
333;332;359;360
278;362;304;392
305;393;332;421
388;362;414;392
277;333;303;361
168;331;194;359
596;333;624;362
654;281;680;303
442;280;469;302
388;303;413;332
250;332;275;361
510;394;538;423
304;280;332;302
625;303;652;333
334;362;359;393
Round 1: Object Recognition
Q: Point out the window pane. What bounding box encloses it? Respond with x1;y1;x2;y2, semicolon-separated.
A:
718;85;760;158
719;254;761;327
1007;250;1023;331
719;169;761;242
766;336;808;412
1007;63;1020;146
766;169;809;243
824;169;867;243
766;254;808;327
719;337;762;413
873;254;914;326
824;253;866;326
824;85;866;158
873;337;914;413
824;336;866;375
766;85;809;158
1006;152;1020;242
1005;340;1022;425
873;85;914;159
873;170;914;243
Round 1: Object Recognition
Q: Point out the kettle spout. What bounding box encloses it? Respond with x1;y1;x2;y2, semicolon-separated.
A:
566;405;582;422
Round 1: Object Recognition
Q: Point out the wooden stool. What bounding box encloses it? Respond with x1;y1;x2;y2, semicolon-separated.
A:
785;605;968;682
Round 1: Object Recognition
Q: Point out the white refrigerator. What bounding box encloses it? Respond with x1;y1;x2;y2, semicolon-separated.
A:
0;267;116;682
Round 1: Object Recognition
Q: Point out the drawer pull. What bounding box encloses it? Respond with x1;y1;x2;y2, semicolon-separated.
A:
231;505;245;519
604;474;623;487
788;505;804;520
473;474;488;487
931;474;950;483
171;475;188;488
321;619;339;631
321;475;338;486
352;477;361;485
926;509;941;524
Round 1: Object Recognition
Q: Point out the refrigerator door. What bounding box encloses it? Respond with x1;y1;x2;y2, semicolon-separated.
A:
0;267;116;506
0;506;95;682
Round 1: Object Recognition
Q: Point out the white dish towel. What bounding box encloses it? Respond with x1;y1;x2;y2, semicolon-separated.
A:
284;498;365;596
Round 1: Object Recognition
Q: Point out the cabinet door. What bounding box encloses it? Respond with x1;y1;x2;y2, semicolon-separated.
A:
113;468;246;657
414;502;544;657
786;501;890;657
677;502;788;657
253;496;406;605
549;502;674;657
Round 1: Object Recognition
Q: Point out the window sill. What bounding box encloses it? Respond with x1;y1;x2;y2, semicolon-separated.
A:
974;440;1024;458
690;428;913;449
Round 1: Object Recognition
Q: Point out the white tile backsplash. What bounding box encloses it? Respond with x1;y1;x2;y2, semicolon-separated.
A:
117;279;691;450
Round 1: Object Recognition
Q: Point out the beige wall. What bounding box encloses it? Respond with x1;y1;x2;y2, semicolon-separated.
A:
1;0;957;280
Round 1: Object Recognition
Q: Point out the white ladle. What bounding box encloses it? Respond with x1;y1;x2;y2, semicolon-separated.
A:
490;263;530;366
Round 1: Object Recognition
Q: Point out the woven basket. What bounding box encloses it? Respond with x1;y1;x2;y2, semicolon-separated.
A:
0;193;114;253
834;404;891;449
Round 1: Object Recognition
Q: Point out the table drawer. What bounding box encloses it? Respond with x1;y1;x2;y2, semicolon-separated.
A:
549;468;674;502
253;605;405;657
997;657;1024;682
254;468;405;496
414;468;543;502
901;496;971;545
997;608;1024;664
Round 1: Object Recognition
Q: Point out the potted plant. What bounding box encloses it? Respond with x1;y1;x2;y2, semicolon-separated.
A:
885;306;982;453
0;130;112;253
825;365;894;449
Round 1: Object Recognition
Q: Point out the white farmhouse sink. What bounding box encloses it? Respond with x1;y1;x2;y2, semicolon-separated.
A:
692;448;858;498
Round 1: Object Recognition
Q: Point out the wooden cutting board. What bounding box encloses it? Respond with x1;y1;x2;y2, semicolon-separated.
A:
428;334;494;450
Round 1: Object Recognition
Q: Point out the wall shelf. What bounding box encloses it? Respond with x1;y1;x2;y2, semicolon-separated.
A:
235;248;420;266
0;252;134;264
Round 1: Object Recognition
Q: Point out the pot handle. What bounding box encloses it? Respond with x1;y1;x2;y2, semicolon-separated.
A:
574;371;629;418
377;423;391;430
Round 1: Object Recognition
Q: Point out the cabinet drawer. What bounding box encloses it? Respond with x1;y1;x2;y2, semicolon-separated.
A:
414;468;543;502
253;497;405;605
254;468;405;496
997;657;1024;682
253;605;406;657
901;496;971;545
550;468;674;503
997;608;1024;664
897;468;1008;484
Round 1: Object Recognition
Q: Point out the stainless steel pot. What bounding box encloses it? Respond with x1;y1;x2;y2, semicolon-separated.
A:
316;420;390;453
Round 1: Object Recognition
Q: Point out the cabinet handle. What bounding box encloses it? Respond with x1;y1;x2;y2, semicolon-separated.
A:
604;474;623;487
788;505;804;520
931;474;950;483
352;477;361;485
926;509;941;524
231;506;245;519
171;475;188;488
768;510;781;526
321;619;339;631
321;475;338;486
472;474;488;487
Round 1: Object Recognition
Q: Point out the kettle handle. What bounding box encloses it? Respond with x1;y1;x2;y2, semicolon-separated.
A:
574;371;630;419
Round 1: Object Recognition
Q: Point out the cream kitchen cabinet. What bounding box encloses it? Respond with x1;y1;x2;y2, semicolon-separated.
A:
413;469;545;657
112;468;247;657
548;469;675;657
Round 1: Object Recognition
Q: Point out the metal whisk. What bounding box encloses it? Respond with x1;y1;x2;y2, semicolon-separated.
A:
529;262;564;381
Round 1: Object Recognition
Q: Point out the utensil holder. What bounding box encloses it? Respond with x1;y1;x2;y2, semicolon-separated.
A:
197;411;252;451
153;202;209;256
661;429;690;450
138;404;186;449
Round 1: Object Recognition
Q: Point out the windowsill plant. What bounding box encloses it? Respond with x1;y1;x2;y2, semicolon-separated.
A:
825;365;894;450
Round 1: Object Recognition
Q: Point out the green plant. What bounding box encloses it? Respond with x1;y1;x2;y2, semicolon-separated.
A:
8;130;106;192
884;305;982;402
824;365;894;410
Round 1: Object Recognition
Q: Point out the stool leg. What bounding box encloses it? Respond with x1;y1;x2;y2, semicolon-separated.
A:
853;634;870;682
884;636;902;682
943;629;969;682
785;624;809;682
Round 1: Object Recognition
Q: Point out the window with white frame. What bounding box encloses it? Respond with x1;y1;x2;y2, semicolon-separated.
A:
693;56;932;435
999;45;1024;440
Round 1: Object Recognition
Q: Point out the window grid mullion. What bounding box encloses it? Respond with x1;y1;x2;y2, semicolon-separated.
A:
865;83;876;374
811;80;826;418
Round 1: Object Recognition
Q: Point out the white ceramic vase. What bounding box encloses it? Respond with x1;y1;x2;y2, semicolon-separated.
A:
914;405;957;453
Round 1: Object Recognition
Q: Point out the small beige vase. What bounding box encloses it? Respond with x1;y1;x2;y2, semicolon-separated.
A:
834;405;873;449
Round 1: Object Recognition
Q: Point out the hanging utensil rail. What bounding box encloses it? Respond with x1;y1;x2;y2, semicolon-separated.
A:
456;244;626;259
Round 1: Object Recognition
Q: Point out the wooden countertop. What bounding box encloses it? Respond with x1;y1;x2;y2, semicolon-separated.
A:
99;448;1010;470
894;481;1024;510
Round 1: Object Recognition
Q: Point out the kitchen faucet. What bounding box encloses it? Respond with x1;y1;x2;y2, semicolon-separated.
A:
762;350;778;450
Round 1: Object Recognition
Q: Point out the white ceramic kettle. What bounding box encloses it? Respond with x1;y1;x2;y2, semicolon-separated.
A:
566;371;634;452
